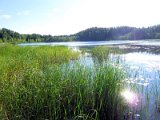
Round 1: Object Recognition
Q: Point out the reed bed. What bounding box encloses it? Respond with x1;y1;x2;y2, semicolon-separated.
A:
90;46;160;120
0;44;126;120
123;67;160;120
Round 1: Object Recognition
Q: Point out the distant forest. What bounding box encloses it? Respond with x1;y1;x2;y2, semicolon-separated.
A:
0;25;160;43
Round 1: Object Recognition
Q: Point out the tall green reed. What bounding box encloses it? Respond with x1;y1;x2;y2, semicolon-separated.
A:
0;44;126;120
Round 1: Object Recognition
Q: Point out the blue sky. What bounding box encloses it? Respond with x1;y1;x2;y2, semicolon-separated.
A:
0;0;160;35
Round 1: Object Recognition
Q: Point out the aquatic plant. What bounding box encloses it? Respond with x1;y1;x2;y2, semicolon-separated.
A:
0;44;126;120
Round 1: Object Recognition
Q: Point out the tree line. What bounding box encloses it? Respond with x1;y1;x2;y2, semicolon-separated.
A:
0;28;76;43
0;25;160;43
76;25;160;41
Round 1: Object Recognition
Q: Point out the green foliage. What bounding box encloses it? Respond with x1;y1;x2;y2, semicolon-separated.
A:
1;25;160;43
0;28;77;43
0;44;126;120
76;26;160;41
90;46;123;64
76;26;135;41
90;46;111;64
0;39;3;43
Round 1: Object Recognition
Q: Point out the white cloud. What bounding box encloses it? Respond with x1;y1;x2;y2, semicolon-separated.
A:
0;14;11;19
17;10;31;16
0;9;12;20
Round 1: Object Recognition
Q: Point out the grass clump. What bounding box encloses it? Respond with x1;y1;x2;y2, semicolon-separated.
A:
0;44;126;120
90;46;122;64
90;46;111;63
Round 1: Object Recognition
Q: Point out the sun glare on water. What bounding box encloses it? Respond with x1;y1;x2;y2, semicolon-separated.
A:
121;90;139;106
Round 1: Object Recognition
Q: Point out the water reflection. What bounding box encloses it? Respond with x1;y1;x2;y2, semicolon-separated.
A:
123;52;160;68
68;43;160;119
121;90;140;107
18;40;140;47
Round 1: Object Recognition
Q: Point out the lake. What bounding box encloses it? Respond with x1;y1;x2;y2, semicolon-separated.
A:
19;40;160;119
19;40;147;47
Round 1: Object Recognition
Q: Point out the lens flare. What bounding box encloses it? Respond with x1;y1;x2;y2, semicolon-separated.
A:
121;90;139;106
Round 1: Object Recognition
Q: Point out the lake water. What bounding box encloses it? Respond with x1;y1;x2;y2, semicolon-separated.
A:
19;40;160;119
19;40;142;46
19;39;160;47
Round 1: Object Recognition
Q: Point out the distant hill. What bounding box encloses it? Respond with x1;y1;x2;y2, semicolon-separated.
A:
1;25;160;43
76;25;160;41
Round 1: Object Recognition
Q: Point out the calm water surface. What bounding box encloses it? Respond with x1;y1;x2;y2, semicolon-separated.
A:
19;40;140;46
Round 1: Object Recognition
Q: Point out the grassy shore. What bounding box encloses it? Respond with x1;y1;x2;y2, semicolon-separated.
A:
0;44;127;120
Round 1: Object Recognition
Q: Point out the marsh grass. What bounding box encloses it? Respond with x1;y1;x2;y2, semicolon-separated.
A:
0;44;126;120
90;46;111;64
90;46;160;119
90;46;123;65
121;65;160;120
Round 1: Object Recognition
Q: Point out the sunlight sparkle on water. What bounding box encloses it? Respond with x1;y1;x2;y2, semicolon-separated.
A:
121;90;139;106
